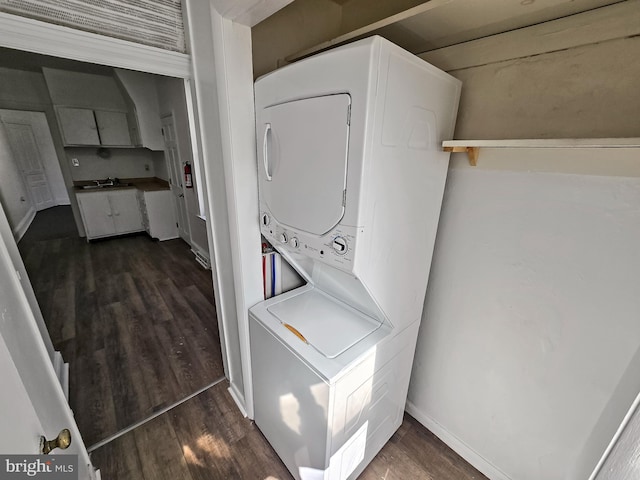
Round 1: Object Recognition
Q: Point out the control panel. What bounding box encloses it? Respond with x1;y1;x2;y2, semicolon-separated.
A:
260;212;359;272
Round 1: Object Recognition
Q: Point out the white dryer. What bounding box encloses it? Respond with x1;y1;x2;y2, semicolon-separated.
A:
250;36;461;480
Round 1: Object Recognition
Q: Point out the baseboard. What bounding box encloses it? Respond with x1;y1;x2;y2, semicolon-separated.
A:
228;384;248;418
13;207;36;241
405;401;512;480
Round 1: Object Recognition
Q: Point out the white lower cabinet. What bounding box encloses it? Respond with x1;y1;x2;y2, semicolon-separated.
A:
77;189;144;240
137;190;178;241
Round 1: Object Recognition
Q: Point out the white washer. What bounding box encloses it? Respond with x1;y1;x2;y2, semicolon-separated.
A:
250;36;461;480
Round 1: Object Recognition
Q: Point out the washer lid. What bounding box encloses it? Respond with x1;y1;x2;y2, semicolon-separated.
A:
258;94;351;236
267;289;380;359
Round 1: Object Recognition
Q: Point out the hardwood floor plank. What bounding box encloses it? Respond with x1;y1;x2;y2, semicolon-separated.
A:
49;285;75;343
73;348;118;447
153;314;211;396
90;431;146;480
74;289;103;356
130;275;174;323
387;415;485;480
126;311;184;413
133;413;195;480
103;302;154;430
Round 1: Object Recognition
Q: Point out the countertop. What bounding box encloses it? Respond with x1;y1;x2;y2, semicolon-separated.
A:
74;177;170;193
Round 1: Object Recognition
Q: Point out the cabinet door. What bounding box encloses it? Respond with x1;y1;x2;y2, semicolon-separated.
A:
109;190;143;234
144;190;178;241
57;107;100;145
95;110;132;146
77;193;114;238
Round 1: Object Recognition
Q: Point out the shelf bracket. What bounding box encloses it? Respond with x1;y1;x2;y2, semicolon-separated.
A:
443;146;479;166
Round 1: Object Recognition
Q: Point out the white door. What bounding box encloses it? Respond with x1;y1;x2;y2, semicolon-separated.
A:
0;203;96;478
3;121;55;211
258;94;351;235
161;114;190;242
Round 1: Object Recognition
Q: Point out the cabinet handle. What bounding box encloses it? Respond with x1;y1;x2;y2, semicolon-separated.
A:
114;211;120;216
107;213;112;217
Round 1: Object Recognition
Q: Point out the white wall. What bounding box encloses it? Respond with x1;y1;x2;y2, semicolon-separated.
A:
450;36;640;140
403;6;640;480
408;163;640;480
0;122;34;237
155;76;209;255
65;147;155;181
251;0;342;78
151;150;168;181
114;69;164;150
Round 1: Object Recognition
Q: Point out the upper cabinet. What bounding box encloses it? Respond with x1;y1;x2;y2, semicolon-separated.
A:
43;67;162;150
57;107;132;146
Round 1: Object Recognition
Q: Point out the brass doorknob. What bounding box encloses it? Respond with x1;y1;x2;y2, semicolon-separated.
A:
40;429;72;454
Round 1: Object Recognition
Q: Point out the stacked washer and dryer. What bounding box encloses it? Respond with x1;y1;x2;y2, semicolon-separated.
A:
249;36;461;480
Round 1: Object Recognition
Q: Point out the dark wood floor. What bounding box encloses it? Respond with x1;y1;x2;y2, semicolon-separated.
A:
18;207;224;446
91;381;487;480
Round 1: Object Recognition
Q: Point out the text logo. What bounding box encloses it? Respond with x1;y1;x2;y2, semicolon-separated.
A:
0;456;77;479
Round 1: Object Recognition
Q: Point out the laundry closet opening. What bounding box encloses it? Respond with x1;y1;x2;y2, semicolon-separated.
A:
0;46;222;448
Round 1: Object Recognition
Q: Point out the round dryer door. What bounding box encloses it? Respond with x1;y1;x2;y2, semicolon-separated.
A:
258;94;351;236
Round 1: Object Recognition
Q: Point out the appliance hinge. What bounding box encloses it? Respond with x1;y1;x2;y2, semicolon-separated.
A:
342;189;347;206
347;105;351;125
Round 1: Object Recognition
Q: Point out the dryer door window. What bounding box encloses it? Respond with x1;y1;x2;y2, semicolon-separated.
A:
259;94;350;236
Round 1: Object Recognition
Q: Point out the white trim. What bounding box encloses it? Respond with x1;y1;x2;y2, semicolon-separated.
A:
0;12;191;78
405;401;512;480
228;384;248;418
211;11;263;420
183;79;207;217
13;207;36;242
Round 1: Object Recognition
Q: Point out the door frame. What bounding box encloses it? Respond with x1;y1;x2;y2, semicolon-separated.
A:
0;2;268;418
160;112;192;243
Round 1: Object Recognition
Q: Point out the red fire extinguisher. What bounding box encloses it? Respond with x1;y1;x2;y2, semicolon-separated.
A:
184;162;193;188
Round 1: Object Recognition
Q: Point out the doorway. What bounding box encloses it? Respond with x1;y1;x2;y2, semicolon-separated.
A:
0;109;69;238
0;47;223;448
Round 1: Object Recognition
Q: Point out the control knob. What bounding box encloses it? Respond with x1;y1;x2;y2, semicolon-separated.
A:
332;236;347;254
279;232;288;244
290;237;299;248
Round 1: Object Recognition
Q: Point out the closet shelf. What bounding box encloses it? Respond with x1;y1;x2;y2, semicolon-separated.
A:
442;138;640;166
